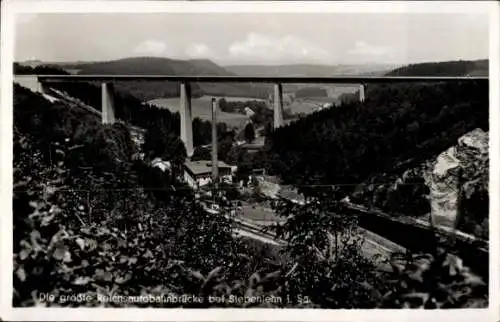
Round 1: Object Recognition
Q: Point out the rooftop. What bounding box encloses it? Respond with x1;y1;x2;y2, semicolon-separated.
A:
184;160;233;176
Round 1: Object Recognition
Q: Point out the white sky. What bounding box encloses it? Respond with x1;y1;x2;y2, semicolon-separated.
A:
14;12;489;65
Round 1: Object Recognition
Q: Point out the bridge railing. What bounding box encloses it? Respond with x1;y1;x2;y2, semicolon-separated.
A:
30;74;488;157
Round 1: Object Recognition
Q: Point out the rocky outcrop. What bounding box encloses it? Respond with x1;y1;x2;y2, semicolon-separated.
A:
424;128;488;235
352;128;488;238
422;146;461;227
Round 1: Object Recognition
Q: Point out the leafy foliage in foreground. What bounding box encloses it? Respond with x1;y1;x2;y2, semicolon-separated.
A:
270;189;384;308
379;245;488;308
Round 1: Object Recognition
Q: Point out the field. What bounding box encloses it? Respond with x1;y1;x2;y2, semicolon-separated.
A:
148;86;360;125
285;85;360;115
148;95;253;128
286;98;337;115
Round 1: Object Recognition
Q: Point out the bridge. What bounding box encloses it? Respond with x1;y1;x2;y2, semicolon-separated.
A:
16;74;488;157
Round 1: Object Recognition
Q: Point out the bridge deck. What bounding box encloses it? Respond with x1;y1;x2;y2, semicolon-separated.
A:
36;74;489;84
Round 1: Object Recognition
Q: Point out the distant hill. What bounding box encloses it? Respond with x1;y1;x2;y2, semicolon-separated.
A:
22;57;272;101
62;57;235;76
386;59;488;77
336;59;490;105
225;64;396;77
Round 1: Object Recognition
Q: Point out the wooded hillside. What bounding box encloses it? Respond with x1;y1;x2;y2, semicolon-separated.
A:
266;80;488;192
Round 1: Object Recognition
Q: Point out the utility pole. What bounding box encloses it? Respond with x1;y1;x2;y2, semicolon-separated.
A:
211;98;219;192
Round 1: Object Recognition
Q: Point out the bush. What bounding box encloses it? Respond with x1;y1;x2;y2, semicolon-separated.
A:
378;243;487;308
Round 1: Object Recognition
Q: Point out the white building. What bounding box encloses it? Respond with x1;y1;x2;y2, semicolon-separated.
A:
183;160;235;189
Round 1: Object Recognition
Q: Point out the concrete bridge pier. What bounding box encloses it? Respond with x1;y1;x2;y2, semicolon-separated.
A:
211;98;219;184
273;83;284;129
180;81;194;157
359;84;366;103
37;81;49;94
15;75;48;95
101;82;116;124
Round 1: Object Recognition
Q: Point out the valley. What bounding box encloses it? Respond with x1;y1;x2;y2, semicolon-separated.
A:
148;96;252;128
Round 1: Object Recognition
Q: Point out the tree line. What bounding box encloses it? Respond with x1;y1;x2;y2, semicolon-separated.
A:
386;59;488;77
